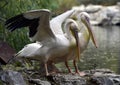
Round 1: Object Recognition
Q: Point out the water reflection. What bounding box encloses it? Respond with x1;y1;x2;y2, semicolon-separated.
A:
79;26;120;73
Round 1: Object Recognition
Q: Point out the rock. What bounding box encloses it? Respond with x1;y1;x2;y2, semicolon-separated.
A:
90;5;120;26
85;69;120;85
72;3;120;26
88;74;120;85
0;70;26;85
29;79;51;85
45;69;120;85
0;41;16;65
1;69;120;85
85;4;103;13
46;74;86;85
72;5;85;12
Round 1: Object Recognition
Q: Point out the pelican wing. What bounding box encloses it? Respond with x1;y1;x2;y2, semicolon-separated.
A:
5;9;55;42
16;43;42;57
50;9;75;35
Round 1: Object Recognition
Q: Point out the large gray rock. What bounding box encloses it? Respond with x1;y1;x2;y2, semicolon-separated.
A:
0;70;26;85
1;69;120;85
46;69;120;85
72;3;120;26
47;74;86;85
29;79;51;85
85;69;120;85
89;75;120;85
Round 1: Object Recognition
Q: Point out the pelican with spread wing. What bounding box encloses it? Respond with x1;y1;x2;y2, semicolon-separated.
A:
5;9;97;76
5;9;81;76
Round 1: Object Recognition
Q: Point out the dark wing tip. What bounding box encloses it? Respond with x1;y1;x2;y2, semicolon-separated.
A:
5;11;40;39
5;14;24;32
5;14;31;31
5;14;23;26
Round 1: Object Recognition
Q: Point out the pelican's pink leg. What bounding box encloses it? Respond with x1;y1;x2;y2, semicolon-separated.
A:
44;63;49;76
65;61;72;73
73;60;85;76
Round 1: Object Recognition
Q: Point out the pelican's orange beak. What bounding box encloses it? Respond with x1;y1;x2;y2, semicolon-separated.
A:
82;17;98;48
71;24;80;60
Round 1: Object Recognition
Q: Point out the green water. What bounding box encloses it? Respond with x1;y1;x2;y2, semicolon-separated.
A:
78;26;120;73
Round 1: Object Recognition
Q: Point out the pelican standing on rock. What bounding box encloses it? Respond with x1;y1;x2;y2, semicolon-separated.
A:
5;9;81;76
63;12;98;75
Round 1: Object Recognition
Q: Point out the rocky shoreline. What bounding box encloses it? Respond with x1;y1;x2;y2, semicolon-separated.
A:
72;2;120;26
0;69;120;85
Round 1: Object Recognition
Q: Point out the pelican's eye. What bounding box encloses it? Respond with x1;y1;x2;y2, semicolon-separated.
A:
85;16;90;23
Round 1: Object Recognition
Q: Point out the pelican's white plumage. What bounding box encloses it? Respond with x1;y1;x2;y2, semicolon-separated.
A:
16;42;42;58
63;12;97;75
5;9;97;76
50;10;75;35
5;9;82;75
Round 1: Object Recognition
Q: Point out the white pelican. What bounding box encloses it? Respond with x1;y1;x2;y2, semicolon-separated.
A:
62;12;98;75
48;12;98;76
5;9;81;76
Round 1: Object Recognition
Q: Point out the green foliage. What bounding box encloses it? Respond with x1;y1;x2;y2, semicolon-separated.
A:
55;0;78;14
0;0;59;51
77;0;119;5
